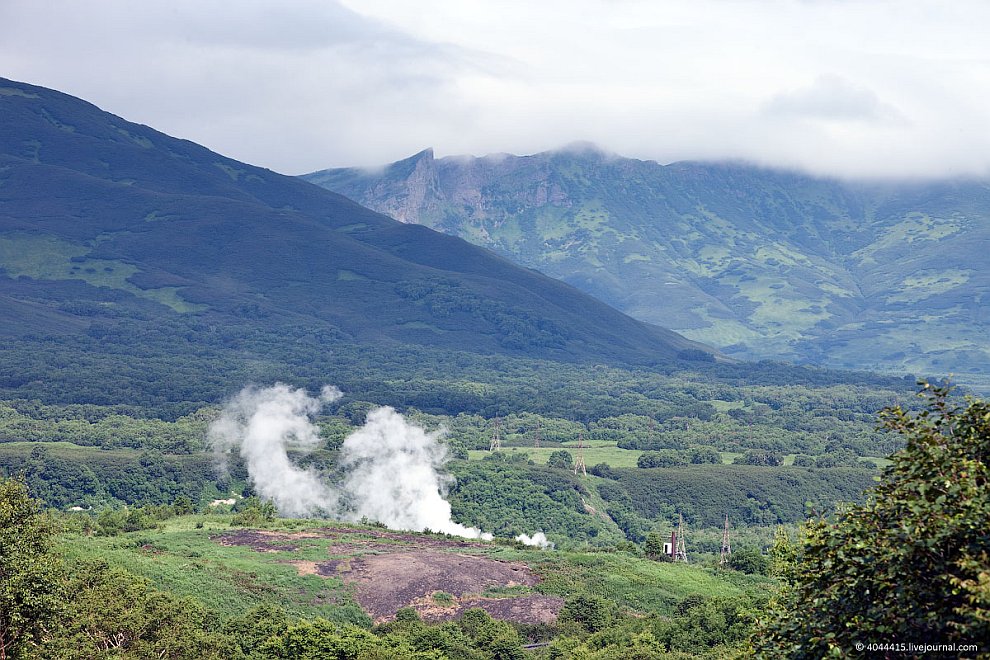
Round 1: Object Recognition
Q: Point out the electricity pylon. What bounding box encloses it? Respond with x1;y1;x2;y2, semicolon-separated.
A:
674;514;688;562
489;416;502;451
573;431;587;476
719;514;732;565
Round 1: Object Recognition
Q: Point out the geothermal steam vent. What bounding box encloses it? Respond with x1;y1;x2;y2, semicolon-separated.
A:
207;383;493;540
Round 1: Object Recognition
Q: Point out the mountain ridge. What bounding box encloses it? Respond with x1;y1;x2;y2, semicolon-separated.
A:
0;77;716;375
304;147;990;388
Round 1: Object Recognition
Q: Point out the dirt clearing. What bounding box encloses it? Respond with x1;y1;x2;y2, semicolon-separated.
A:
211;525;563;624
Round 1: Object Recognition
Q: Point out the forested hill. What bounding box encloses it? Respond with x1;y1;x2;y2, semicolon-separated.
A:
0;77;713;374
305;146;990;390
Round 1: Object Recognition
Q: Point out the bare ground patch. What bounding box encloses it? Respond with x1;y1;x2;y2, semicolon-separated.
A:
212;526;561;624
329;551;561;624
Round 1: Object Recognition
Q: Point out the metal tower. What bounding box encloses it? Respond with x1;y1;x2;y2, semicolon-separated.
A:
534;419;541;449
674;514;688;562
573;431;587;476
719;514;732;565
489;416;502;452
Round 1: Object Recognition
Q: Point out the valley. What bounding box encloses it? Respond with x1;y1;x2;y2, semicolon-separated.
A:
0;75;986;658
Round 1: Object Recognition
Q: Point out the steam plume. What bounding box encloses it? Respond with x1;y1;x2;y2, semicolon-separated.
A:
340;406;491;539
515;532;553;549
208;384;492;540
207;384;341;517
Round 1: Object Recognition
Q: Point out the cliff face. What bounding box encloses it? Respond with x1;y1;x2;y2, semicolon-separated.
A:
362;148;442;224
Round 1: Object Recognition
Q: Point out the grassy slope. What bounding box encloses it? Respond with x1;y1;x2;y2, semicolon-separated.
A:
60;516;770;622
60;516;369;623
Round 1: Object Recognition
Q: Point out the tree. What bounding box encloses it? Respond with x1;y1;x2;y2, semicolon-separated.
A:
559;594;611;632
547;450;573;470
751;383;990;657
690;446;722;464
644;531;667;560
637;451;687;468
259;619;387;659
727;548;769;575
588;462;616;479
0;478;65;660
733;450;783;466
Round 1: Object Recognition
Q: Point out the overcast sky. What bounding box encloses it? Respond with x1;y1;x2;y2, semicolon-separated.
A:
2;0;989;179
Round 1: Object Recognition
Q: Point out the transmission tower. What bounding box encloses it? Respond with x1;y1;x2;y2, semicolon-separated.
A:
534;419;541;449
719;514;732;565
573;431;587;476
489;416;502;452
674;514;688;562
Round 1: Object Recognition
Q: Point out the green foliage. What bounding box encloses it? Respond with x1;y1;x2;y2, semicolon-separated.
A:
0;478;65;659
752;384;990;656
547;450;574;470
689;447;722;464
643;532;666;560
655;595;752;653
258;619;428;659
231;497;277;527
727;548;769;575
766;528;797;582
0;400;208;452
733;450;783;466
0;442;241;509
613;464;876;527
560;594;612;632
95;506;157;536
223;604;289;659
588;462;616;479
46;559;237;659
637;450;687;468
449;462;617;546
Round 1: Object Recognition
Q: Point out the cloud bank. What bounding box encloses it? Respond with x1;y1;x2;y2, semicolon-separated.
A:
2;0;989;178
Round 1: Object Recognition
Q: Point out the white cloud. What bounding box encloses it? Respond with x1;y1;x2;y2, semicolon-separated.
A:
1;0;989;178
763;74;905;123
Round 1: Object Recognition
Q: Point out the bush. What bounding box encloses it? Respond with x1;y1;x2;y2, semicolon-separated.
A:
0;478;65;658
727;547;769;575
588;462;616;479
231;497;276;526
559;594;611;633
547;450;573;470
637;450;687;468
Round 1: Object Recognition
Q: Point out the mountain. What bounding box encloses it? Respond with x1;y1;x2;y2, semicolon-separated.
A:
304;146;990;389
0;78;716;384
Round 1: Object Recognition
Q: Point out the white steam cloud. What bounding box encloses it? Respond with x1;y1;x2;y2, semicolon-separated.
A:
339;406;491;539
515;532;553;550
207;383;495;541
207;384;341;516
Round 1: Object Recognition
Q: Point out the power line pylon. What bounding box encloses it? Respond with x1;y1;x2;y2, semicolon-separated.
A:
489;416;502;452
573;431;587;476
674;514;688;562
719;514;732;566
534;419;541;449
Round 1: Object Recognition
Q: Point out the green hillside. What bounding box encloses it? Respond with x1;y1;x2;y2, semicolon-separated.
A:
0;77;714;387
305;146;990;390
